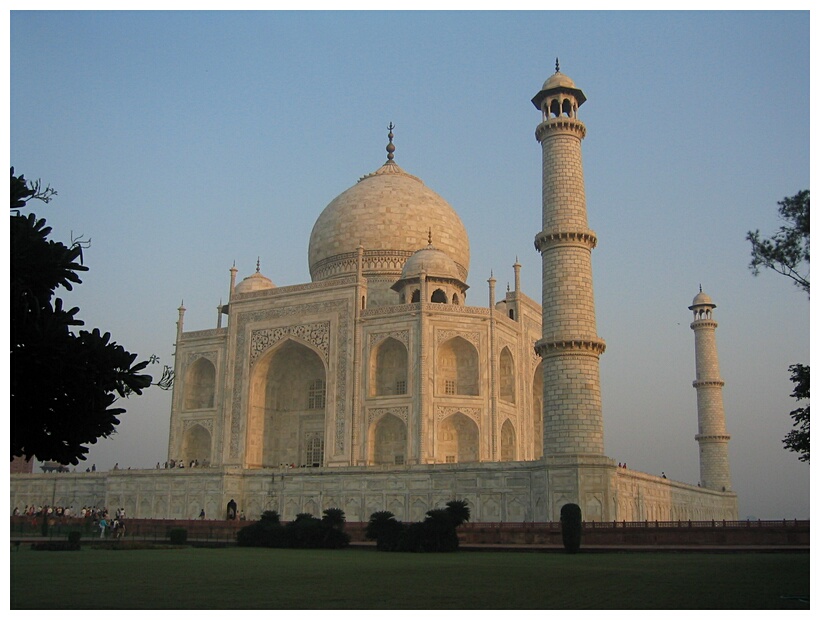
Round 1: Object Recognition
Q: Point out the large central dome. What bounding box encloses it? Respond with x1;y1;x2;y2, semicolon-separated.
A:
308;158;470;287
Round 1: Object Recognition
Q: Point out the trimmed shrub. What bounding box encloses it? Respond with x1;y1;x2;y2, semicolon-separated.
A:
237;509;349;549
365;511;405;551
67;531;82;545
560;503;582;554
168;528;188;544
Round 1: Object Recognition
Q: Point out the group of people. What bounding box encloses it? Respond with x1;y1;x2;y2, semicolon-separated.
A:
12;504;129;538
97;507;127;539
160;459;209;469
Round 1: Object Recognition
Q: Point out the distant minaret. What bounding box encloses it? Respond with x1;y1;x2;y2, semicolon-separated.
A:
689;289;732;491
532;61;606;456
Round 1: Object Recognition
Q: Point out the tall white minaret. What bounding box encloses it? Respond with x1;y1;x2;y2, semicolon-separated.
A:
689;288;732;491
532;61;606;457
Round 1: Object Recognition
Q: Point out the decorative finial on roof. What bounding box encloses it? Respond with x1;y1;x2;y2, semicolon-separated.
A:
699;283;703;293
555;57;560;73
386;122;396;162
428;228;433;245
256;257;261;273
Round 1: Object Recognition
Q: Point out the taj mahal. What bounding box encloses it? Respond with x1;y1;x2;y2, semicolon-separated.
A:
10;66;738;522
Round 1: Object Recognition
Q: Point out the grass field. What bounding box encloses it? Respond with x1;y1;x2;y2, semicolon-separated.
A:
10;545;809;609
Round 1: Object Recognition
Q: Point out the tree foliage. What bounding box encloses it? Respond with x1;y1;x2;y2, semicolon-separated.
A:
746;190;809;295
11;168;153;465
783;364;809;463
747;190;810;463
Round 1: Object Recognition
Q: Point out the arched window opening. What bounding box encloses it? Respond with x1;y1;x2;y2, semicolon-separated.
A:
431;289;448;303
411;289;421;303
550;99;561;118
562;98;573;117
509;309;515;320
308;379;326;409
305;433;324;467
452;293;460;305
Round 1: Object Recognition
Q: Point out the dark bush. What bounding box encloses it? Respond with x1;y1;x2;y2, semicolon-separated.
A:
67;531;82;544
238;509;349;549
168;528;188;544
366;511;405;551
560;503;582;554
237;510;285;547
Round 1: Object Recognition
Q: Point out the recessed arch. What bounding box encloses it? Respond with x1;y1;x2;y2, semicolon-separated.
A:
500;347;516;403
532;360;543;459
184;357;216;409
182;423;212;465
437;412;479;463
369;337;408;396
431;288;448;303
248;338;327;468
437;336;479;396
368;413;407;465
500;419;516;461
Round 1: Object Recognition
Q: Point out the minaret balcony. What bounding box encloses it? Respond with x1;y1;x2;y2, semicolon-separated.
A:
535;118;586;141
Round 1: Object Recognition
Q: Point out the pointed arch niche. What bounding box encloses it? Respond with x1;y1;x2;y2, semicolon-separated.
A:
182;423;212;465
533;361;543;459
369;337;408;397
437;336;479;396
368;413;407;465
437;412;479;463
500;419;516;461
248;339;326;468
500;347;516;403
184;357;216;410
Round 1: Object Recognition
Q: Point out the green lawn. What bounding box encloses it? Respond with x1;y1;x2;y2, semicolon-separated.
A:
10;545;809;609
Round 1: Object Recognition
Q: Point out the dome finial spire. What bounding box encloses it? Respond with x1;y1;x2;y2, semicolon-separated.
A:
428;227;433;245
555;57;560;73
386;122;396;162
256;257;261;273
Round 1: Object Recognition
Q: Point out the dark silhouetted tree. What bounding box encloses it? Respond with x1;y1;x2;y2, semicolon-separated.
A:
11;168;153;465
747;190;809;462
783;363;809;463
747;190;809;295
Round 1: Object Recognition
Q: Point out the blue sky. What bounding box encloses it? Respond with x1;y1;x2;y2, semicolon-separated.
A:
9;10;811;519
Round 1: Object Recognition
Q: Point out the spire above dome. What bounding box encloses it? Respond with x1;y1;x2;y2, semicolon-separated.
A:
234;260;276;295
386;122;396;162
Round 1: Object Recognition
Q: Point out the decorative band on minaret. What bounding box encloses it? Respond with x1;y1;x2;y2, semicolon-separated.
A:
532;64;606;457
689;289;732;491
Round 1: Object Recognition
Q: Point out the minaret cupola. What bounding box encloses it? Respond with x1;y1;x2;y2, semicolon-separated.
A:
531;58;587;122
